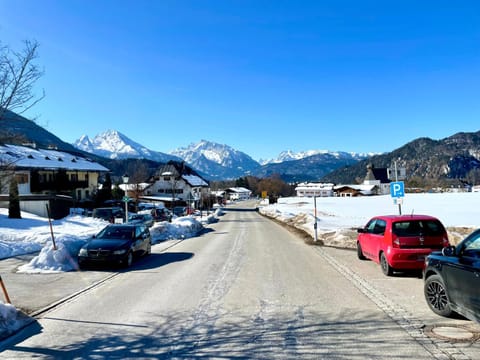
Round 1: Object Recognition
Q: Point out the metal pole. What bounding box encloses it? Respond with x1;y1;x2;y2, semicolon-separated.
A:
314;196;318;242
125;198;128;223
46;204;57;250
0;275;11;304
395;161;402;215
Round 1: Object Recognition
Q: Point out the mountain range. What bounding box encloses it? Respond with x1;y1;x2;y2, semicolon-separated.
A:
72;130;369;180
2;108;480;185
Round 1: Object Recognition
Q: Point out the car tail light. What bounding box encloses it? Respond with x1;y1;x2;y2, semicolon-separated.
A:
442;236;449;247
392;235;400;248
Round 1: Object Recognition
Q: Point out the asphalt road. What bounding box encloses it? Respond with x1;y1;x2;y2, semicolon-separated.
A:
0;201;479;359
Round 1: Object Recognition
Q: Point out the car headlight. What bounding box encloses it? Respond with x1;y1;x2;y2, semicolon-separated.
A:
78;248;88;256
113;249;127;255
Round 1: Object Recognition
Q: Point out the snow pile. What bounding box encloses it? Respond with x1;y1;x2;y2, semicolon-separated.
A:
260;192;480;248
0;302;30;339
17;242;80;273
151;216;204;242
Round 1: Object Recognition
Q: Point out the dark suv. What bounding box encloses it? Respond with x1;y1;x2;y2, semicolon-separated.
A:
423;229;480;322
92;207;124;223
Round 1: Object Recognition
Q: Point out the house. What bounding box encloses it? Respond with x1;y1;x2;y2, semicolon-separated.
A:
363;163;391;195
225;187;252;201
144;161;209;209
333;164;391;197
0;144;109;218
334;184;378;197
295;182;334;197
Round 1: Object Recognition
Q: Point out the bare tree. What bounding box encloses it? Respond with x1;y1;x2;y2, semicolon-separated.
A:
126;161;150;205
0;39;45;121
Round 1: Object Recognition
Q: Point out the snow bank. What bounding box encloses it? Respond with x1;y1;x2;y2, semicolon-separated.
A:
260;192;480;248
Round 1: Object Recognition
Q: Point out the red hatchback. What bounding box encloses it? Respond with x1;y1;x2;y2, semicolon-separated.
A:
357;215;449;276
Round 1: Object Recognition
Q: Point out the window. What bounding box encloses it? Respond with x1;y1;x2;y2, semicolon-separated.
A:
14;174;28;184
163;176;171;181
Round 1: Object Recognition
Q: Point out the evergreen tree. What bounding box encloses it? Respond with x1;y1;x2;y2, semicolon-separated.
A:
8;178;21;219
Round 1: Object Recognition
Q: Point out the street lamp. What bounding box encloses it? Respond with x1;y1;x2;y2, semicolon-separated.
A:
122;173;129;223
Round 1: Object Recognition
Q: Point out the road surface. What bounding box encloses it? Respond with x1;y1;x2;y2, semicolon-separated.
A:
1;201;479;359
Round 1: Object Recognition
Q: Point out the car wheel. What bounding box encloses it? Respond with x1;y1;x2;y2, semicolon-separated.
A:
357;242;366;260
380;252;394;276
424;274;453;317
123;251;133;268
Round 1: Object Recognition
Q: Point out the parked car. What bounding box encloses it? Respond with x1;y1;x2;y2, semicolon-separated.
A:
150;207;172;222
357;214;449;276
78;224;151;268
92;207;124;223
128;213;154;227
423;229;480;322
173;206;187;217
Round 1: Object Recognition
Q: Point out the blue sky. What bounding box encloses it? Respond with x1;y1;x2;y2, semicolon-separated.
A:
1;1;479;161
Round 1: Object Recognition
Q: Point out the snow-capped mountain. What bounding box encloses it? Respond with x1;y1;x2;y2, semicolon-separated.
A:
170;140;261;179
72;130;370;181
73;130;180;163
261;149;374;165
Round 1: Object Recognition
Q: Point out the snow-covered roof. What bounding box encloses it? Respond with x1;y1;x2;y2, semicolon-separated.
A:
0;144;109;172
227;187;252;193
295;182;334;191
119;183;151;191
334;184;377;191
182;174;209;187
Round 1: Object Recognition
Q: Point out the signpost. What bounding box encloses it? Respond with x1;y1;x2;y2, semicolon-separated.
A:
123;196;129;223
390;181;404;215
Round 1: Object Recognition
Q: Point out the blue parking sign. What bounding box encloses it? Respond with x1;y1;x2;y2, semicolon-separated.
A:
390;181;404;198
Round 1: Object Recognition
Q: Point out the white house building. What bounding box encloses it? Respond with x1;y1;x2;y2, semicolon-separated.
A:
145;162;210;209
295;182;335;197
226;187;252;201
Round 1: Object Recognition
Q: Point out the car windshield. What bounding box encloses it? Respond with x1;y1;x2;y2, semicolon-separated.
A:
392;220;444;236
94;209;111;217
97;226;134;240
462;230;480;254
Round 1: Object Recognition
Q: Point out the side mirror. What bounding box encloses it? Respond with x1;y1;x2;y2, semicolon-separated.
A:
442;245;456;257
357;228;366;234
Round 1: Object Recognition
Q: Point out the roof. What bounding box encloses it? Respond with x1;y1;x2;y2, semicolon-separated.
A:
0;144;109;172
156;161;209;187
182;174;208;187
227;187;252;193
372;214;441;221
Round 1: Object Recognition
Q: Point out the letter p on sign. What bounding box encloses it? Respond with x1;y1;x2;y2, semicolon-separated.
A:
390;181;405;198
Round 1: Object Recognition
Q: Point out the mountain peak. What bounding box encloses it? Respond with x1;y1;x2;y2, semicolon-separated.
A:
170;140;260;179
72;130;180;163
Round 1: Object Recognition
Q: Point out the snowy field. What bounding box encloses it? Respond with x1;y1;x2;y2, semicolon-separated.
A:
259;192;480;248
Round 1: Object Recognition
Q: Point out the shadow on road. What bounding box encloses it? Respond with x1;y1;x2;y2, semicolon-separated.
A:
132;252;194;271
0;309;446;359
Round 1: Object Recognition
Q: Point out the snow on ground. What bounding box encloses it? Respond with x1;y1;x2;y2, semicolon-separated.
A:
0;207;225;335
260;192;480;248
1;193;479;336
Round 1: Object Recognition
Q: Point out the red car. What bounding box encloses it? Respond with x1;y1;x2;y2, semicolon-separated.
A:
357;215;449;276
